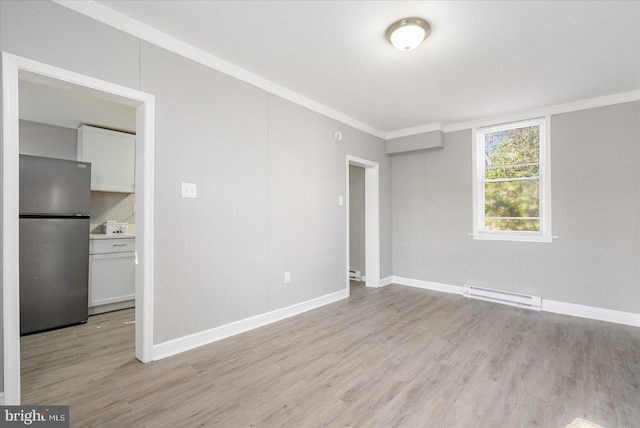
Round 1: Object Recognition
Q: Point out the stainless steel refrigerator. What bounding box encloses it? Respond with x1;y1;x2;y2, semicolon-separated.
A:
19;155;91;335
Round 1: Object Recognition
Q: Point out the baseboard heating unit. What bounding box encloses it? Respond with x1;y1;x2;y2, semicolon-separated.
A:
462;284;542;311
349;270;362;281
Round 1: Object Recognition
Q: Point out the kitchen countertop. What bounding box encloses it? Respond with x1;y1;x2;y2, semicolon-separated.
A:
90;233;136;240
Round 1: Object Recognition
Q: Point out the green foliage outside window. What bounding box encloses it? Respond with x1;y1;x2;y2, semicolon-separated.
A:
483;125;540;232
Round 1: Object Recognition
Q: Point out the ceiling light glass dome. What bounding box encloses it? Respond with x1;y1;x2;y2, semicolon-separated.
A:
386;18;431;51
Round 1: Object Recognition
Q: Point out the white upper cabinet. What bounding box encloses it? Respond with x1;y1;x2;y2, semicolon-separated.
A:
77;125;136;193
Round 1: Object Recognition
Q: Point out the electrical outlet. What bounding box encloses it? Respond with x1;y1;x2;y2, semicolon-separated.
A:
284;272;291;284
181;182;197;198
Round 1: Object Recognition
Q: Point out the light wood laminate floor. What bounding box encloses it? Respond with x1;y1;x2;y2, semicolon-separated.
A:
21;283;640;427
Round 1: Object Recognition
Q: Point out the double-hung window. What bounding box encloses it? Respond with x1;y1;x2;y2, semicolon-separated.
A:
473;117;552;242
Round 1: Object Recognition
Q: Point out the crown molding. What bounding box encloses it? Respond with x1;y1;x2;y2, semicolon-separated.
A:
53;0;387;139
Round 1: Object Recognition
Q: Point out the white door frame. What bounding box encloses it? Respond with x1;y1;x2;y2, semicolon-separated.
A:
2;52;156;404
346;155;380;294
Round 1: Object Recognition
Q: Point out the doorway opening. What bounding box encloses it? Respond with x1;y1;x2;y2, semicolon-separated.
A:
349;164;366;288
345;155;380;295
2;53;156;404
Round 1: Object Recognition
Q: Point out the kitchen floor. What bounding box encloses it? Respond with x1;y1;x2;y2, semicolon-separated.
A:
20;284;640;427
21;309;135;405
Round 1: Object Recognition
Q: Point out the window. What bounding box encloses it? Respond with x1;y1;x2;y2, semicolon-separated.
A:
473;117;551;242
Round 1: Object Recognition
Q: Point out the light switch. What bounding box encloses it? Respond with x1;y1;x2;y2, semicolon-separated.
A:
181;182;197;198
284;272;291;284
339;196;344;206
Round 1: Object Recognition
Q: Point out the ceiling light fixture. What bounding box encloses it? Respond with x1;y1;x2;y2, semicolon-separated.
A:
386;18;431;51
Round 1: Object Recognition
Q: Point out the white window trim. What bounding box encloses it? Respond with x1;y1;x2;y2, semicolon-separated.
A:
472;117;552;243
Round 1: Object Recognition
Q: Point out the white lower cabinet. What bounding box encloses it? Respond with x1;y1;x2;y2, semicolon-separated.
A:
89;238;135;315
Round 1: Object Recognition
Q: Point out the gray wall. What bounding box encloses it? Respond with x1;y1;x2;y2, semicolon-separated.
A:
141;43;392;343
349;165;365;275
392;101;640;313
19;120;77;160
1;1;140;89
1;0;391;361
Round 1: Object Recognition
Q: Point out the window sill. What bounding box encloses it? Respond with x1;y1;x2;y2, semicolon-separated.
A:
471;233;554;243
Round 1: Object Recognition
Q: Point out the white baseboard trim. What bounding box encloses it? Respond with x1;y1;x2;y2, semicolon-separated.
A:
153;289;348;360
379;276;394;287
542;299;640;327
392;276;640;327
89;299;135;316
90;294;135;307
392;276;464;295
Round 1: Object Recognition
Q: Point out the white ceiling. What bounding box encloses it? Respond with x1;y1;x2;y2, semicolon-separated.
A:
83;1;639;134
